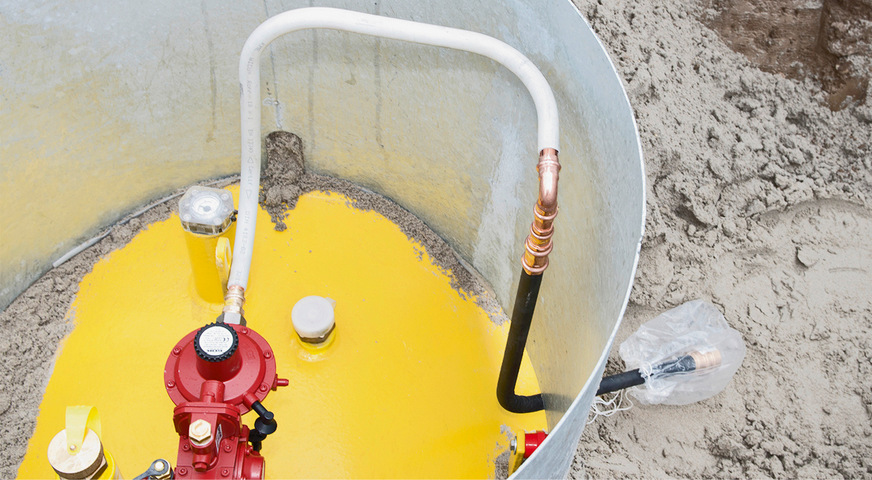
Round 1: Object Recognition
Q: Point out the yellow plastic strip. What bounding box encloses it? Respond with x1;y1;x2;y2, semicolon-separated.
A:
65;406;101;452
215;237;232;291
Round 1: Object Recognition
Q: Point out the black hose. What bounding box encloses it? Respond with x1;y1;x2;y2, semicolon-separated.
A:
596;354;700;396
595;369;644;396
656;354;697;376
497;270;545;413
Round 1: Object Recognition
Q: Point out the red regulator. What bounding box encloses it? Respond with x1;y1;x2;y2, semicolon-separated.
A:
164;322;288;480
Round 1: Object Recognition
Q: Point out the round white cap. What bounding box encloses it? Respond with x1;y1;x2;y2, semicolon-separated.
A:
47;429;105;478
291;296;336;341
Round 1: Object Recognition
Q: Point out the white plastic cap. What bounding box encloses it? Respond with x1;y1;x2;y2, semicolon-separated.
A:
291;296;336;341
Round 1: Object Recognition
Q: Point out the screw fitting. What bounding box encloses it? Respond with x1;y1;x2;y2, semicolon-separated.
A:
223;285;245;316
188;419;212;446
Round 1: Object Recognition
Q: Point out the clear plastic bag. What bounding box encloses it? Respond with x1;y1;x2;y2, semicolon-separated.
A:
618;299;746;405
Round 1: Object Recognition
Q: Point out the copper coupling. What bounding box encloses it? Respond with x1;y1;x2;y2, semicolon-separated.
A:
522;148;560;275
689;349;722;370
223;285;245;316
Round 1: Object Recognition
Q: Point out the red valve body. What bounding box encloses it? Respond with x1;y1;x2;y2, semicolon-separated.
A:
523;430;548;459
165;324;285;480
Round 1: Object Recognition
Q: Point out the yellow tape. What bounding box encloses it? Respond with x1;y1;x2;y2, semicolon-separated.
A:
64;406;101;453
215;236;232;291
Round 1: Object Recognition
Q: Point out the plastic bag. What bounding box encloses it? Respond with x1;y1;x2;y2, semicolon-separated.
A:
618;299;745;405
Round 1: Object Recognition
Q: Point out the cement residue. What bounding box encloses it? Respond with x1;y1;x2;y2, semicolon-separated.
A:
260;131;505;322
571;0;871;477
0;199;175;478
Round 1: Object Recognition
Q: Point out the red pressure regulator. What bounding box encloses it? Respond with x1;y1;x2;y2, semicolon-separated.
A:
164;322;288;480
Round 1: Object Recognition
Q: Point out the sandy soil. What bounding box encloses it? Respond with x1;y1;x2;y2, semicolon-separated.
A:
2;0;870;478
569;0;871;477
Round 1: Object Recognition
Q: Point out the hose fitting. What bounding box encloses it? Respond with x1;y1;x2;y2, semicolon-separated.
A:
523;148;560;275
223;285;245;323
689;349;722;370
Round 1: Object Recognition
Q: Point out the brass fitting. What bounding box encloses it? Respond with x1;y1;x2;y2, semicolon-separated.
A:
223;285;245;316
152;460;172;480
47;429;107;480
522;148;561;275
188;419;212;447
689;349;722;370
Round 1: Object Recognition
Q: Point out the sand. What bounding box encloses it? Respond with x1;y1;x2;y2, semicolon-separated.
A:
569;0;871;477
3;0;871;477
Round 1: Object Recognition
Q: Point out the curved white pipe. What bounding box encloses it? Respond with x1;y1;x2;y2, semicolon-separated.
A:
228;6;560;295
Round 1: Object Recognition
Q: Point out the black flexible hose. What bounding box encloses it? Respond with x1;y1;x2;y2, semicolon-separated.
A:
596;354;700;396
595;369;644;396
497;270;545;413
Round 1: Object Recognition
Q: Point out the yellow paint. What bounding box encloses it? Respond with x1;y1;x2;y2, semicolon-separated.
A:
183;224;235;304
19;186;545;479
101;451;121;480
508;437;525;475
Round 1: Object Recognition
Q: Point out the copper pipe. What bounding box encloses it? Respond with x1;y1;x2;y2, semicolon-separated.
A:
523;148;560;275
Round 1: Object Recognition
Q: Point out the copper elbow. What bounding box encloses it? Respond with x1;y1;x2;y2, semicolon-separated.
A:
536;149;560;216
522;148;561;275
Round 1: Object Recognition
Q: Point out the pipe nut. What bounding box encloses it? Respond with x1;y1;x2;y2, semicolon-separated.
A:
189;419;212;446
223;285;245;318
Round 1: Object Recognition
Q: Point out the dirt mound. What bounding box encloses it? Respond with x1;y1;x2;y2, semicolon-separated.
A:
704;0;871;109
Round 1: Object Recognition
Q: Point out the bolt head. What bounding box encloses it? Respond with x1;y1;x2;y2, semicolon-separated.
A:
189;419;212;445
510;437;517;454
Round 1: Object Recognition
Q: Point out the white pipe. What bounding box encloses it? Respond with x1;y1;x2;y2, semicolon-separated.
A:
228;6;560;294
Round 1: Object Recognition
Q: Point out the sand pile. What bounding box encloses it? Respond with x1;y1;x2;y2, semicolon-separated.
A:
569;0;871;477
